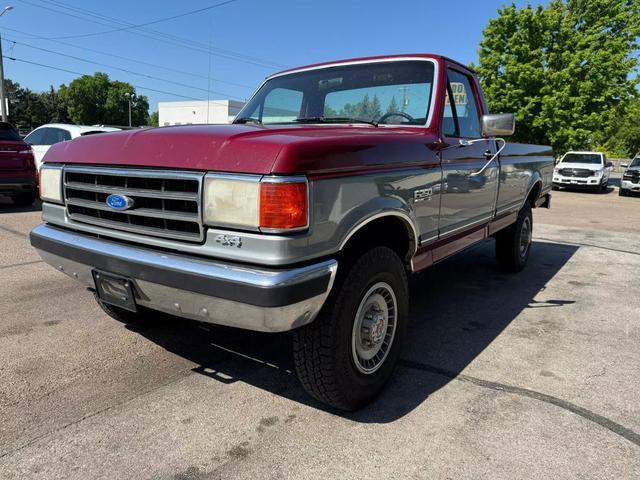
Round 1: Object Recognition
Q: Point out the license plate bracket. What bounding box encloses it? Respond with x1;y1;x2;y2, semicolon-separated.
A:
92;270;137;312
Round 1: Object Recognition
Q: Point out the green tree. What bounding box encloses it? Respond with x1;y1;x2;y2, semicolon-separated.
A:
386;96;399;113
60;72;149;126
603;95;640;157
4;80;69;132
148;110;159;127
477;0;640;154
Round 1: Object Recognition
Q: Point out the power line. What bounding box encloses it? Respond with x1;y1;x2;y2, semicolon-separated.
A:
2;26;255;90
15;0;285;69
5;56;250;111
7;56;196;101
38;0;282;68
4;37;246;100
45;0;239;40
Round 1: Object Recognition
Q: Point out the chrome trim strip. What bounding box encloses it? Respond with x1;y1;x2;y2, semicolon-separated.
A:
339;211;419;255
239;57;440;130
438;215;493;239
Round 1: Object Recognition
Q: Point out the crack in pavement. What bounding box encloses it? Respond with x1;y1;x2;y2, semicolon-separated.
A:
0;224;28;239
0;260;43;270
0;368;195;460
398;359;640;448
534;236;640;257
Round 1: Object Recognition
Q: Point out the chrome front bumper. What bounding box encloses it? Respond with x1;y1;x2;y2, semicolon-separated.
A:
621;180;640;192
30;224;338;332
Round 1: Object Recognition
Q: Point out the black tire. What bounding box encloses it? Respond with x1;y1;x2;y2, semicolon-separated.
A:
619;188;627;197
11;191;37;206
552;185;559;191
93;291;153;325
599;181;608;193
495;204;533;273
293;246;409;411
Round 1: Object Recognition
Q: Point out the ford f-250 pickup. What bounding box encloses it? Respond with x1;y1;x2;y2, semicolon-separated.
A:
30;54;553;410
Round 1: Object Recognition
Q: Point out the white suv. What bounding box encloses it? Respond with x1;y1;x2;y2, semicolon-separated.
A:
553;151;612;192
24;123;120;170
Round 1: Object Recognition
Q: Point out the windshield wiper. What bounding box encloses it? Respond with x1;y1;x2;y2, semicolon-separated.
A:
293;116;378;127
234;117;262;125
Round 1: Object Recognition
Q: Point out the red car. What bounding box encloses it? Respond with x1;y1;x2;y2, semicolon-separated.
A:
0;122;37;206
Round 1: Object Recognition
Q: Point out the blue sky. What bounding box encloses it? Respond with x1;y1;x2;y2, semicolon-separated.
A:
1;0;546;113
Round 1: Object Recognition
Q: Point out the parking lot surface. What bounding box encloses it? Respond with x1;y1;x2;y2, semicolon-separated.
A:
1;186;639;479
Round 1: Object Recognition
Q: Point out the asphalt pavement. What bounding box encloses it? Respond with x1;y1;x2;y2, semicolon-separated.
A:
0;184;638;479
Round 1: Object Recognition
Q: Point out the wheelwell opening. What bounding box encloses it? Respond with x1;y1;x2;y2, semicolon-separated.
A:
527;181;542;207
339;216;415;267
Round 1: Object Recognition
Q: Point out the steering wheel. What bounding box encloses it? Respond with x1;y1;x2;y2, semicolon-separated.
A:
377;111;415;124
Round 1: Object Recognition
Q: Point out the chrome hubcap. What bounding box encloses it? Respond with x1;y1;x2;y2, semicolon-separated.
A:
519;216;532;257
352;282;397;374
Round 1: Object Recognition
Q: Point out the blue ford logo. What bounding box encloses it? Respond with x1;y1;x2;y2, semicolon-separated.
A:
106;194;134;211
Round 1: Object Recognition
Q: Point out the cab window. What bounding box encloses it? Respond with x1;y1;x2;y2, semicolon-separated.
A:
443;69;481;138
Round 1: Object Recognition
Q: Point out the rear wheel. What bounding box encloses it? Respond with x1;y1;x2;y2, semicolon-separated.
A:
495;204;533;273
292;246;408;411
11;191;36;206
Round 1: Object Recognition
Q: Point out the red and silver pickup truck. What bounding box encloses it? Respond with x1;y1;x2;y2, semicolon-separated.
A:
31;54;553;410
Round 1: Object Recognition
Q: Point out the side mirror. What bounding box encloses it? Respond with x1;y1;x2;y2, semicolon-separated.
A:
606;162;614;168
621;163;629;168
482;114;515;137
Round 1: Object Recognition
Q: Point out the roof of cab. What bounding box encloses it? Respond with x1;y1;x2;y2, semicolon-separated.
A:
268;53;474;79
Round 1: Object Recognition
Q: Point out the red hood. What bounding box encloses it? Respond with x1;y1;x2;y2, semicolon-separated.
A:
43;124;439;175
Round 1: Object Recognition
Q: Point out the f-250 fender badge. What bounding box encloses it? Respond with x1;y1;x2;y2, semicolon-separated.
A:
215;234;242;248
414;187;433;202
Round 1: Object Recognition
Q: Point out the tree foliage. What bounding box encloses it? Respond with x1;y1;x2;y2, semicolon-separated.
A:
59;72;149;126
477;0;640;155
5;80;69;132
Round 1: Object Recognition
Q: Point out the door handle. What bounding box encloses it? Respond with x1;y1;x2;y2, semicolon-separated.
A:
484;149;493;160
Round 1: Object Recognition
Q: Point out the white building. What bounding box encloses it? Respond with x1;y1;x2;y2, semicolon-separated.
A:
158;99;245;126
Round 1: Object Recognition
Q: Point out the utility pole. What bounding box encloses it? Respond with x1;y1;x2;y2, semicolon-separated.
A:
0;6;14;123
125;92;135;127
398;85;410;112
0;32;7;122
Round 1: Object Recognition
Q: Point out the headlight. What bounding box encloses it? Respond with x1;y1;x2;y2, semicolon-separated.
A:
203;174;261;229
592;169;602;177
203;174;308;232
39;165;63;204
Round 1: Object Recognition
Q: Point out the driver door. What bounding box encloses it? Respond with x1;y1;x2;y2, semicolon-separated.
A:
438;67;498;237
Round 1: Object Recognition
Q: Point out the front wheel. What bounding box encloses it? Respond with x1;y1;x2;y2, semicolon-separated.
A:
292;246;408;411
619;188;627;197
495;204;533;273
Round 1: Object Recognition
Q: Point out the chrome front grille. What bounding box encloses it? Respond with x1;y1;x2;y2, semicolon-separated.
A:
63;166;204;242
559;168;594;178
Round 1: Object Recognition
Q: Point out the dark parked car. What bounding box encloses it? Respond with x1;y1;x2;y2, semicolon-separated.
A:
0;122;37;206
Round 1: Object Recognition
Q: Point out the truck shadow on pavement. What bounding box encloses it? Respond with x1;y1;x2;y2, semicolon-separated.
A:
128;239;578;422
0;197;42;213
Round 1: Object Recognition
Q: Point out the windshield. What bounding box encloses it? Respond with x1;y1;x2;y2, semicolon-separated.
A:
629;157;640;168
560;153;603;165
236;60;435;126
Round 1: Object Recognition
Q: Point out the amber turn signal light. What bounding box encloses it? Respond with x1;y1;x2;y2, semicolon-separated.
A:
259;181;308;230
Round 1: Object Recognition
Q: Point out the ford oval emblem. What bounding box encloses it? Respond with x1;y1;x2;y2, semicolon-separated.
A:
106;194;134;211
